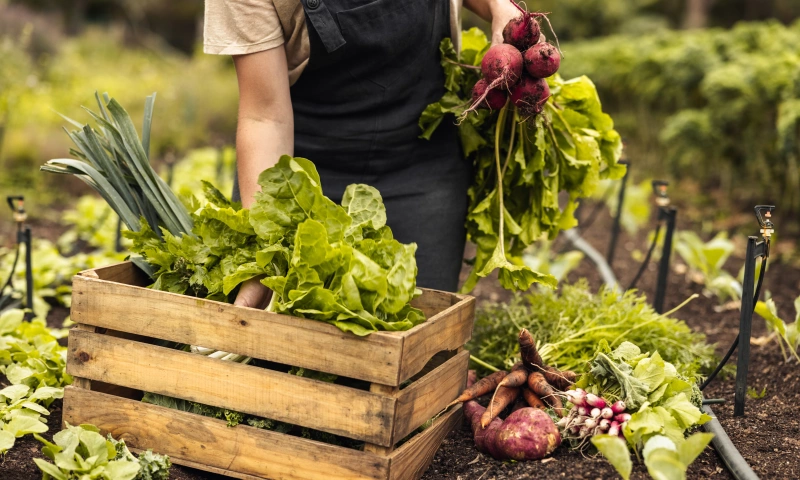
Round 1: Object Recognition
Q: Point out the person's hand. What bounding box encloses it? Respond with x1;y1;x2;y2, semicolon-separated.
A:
490;0;524;45
234;277;272;310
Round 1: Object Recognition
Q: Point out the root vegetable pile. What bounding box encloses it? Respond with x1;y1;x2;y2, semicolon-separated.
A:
558;389;630;447
453;328;575;460
465;1;561;118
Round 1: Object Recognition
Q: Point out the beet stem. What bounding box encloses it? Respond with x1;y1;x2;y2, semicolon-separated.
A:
494;105;508;256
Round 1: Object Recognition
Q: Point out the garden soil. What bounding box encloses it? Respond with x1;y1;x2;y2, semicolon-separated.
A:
2;202;799;479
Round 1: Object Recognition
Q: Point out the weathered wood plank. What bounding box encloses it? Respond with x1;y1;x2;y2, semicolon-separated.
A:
410;290;457;319
63;387;390;480
392;350;469;444
388;405;463;480
66;330;396;446
71;273;405;385
397;295;475;383
78;262;149;286
363;383;400;456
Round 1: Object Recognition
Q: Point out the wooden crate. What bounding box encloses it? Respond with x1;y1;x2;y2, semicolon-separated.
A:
63;261;475;480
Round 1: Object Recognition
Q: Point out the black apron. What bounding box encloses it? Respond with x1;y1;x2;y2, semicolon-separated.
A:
237;0;471;291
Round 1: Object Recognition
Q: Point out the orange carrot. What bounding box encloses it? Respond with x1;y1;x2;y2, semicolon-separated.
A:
481;385;521;428
521;387;547;410
496;362;529;389
527;371;564;416
543;365;577;391
518;329;544;371
448;370;507;408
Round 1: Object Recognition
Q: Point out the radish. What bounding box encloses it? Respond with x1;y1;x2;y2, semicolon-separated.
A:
608;420;620;437
502;14;541;51
577;406;588;416
471;79;508;111
523;43;561;79
599;419;610;431
585;394;606;409
610;400;626;414
615;413;632;424
509;76;550;117
590;408;601;418
567;389;587;407
601;407;614;419
584;418;597;430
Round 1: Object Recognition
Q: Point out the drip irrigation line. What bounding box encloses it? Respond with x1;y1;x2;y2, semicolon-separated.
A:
562;229;619;288
626;223;662;291
700;255;767;391
702;406;760;480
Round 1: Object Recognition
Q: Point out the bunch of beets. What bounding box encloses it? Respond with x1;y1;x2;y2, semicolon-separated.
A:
468;4;561;117
450;329;575;460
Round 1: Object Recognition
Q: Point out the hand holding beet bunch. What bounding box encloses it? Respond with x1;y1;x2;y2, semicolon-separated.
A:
450;329;576;460
467;2;561;117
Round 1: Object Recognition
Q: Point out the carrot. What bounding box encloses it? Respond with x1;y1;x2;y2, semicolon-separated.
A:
518;329;544;371
527;371;564;416
543;365;577;391
447;370;507;408
521;387;547;410
496;362;529;389
481;385;521;428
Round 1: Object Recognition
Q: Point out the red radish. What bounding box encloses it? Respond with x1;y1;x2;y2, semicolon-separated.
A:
481;44;523;88
584;417;597;430
510;76;550;117
577;406;588;416
523;43;561;79
472;79;508;110
610;400;626;414
590;408;601;418
585;394;606;409
601;407;614;419
502;14;541;51
615;413;632;424
599;419;611;431
608;420;620;437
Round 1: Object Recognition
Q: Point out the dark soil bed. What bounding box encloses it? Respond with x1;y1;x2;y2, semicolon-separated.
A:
2;201;799;479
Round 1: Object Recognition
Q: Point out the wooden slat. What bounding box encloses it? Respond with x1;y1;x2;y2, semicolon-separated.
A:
363;383;400;456
63;387;390;480
66;330;396;446
78;262;149;286
410;290;457;319
388;404;462;480
71;273;406;385
397;295;475;383
392;350;469;444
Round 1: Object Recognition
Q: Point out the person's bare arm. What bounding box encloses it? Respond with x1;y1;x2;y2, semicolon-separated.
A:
233;47;294;209
232;47;293;308
463;0;524;45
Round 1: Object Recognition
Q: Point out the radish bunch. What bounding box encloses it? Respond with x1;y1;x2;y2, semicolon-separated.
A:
467;1;561;117
557;389;630;443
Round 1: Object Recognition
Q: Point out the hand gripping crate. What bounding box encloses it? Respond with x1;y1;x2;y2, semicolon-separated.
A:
63;262;475;480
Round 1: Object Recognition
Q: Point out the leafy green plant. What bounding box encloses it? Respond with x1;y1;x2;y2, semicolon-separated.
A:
746;386;767;399
590;178;653;234
521;239;584;284
754;295;800;362
0;309;70;454
469;281;716;379
420;29;624;292
33;423;170;480
674;231;742;303
580;342;713;480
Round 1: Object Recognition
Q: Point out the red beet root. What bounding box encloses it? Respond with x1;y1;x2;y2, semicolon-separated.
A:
510;76;550;117
524;43;561;78
503;14;541;51
472;79;508;111
480;44;523;88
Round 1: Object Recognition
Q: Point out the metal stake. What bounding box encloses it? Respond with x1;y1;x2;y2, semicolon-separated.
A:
734;237;758;416
654;206;677;314
606;160;630;267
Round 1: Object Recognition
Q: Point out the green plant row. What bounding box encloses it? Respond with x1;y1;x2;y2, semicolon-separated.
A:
560;20;800;210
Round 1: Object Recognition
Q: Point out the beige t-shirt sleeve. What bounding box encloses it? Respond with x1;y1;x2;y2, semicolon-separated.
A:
203;0;285;55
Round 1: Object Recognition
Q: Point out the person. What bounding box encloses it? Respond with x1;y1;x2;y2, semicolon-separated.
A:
204;0;520;308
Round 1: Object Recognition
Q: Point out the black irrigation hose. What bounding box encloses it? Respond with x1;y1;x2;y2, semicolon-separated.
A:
700;255;768;391
702;406;760;480
626;223;662;291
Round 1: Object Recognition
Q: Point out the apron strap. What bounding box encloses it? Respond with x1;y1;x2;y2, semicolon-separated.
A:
299;0;346;53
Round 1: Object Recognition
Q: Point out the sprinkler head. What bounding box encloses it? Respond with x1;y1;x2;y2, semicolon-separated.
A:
754;205;775;239
651;180;670;207
6;196;26;224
